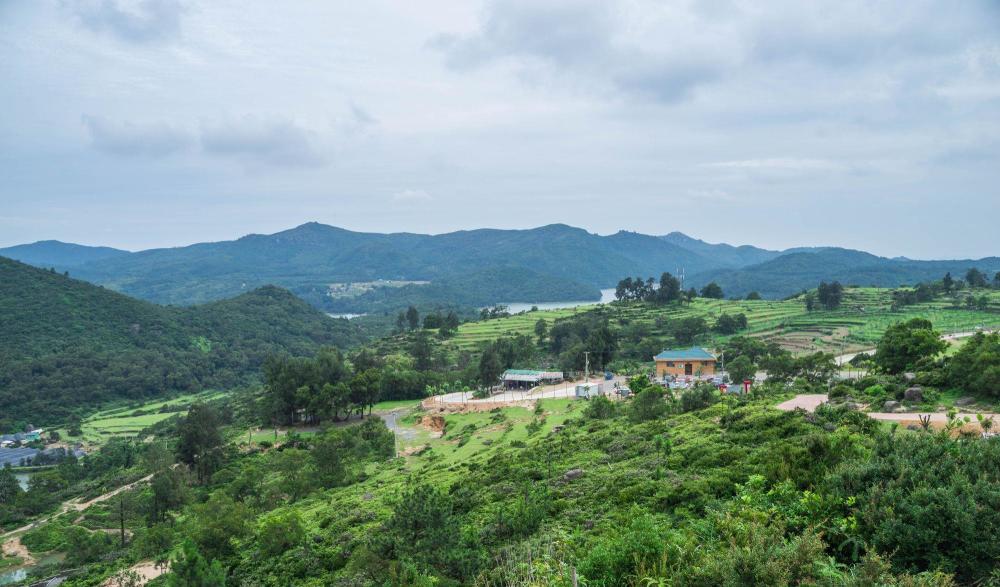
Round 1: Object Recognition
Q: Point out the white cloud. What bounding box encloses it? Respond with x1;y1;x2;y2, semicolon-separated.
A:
200;117;325;168
68;0;185;43
82;115;191;157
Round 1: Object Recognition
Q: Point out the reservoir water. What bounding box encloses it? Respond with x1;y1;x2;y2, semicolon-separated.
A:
0;569;26;586
498;288;617;314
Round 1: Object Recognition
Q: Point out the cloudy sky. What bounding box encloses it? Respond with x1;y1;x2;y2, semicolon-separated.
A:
1;0;998;258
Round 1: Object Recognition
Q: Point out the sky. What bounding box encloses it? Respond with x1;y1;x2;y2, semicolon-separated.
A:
1;0;998;258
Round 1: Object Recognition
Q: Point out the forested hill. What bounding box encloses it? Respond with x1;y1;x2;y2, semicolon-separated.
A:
0;240;130;268
692;248;1000;299
0;256;362;427
8;224;998;311
52;223;719;308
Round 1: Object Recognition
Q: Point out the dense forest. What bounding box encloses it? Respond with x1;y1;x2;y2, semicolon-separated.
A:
0;257;364;428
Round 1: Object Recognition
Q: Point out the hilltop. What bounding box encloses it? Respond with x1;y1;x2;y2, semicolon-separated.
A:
0;240;130;268
0;257;363;427
6;223;998;313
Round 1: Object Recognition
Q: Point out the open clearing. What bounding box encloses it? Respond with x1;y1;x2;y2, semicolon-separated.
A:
55;390;228;446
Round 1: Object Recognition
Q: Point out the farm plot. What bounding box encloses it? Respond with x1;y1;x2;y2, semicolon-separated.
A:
56;390;228;446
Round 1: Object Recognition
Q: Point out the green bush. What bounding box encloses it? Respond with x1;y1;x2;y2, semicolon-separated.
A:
584;395;615;419
630;389;666;422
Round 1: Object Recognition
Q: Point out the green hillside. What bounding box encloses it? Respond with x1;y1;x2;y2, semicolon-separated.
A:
449;287;1000;355
0;256;364;428
691;249;1000;299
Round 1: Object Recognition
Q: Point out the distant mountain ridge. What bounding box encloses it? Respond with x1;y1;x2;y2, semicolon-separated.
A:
3;223;997;309
690;249;1000;299
0;240;131;268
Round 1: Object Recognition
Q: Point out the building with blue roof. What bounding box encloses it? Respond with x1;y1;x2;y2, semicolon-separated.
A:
654;347;717;378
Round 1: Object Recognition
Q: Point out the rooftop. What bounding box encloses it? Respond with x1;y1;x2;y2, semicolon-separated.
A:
654;347;717;361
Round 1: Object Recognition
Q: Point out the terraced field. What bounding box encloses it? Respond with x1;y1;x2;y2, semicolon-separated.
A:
447;288;1000;356
55;390;228;446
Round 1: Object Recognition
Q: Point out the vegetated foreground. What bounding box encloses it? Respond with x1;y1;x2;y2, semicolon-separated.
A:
2;272;999;586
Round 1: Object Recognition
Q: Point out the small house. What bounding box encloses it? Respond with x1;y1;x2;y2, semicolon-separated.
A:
654;347;718;378
501;369;563;390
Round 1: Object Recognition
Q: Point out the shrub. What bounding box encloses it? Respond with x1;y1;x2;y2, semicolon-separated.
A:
630;389;666;422
680;384;718;413
584;395;615;419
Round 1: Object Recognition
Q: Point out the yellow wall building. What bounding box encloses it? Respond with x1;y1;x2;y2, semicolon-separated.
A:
654;347;718;378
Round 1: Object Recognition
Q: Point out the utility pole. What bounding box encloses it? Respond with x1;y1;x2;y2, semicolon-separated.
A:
584;351;590;382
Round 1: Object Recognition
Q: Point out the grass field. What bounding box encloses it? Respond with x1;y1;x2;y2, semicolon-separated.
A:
56;390;228;446
384;399;584;472
447;288;1000;356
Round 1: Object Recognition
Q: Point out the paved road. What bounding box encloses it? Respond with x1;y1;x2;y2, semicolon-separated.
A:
776;393;998;427
433;377;625;405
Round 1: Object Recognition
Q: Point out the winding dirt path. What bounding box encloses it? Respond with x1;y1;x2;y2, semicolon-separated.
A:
102;560;170;587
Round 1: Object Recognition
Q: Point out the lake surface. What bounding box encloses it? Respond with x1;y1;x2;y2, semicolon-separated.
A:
499;288;617;314
0;569;26;586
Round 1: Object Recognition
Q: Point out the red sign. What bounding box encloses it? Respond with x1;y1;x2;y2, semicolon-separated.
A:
743;379;752;394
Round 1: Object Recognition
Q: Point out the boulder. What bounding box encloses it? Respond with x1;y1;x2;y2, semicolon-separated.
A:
955;396;976;407
563;468;585;481
903;372;916;382
882;400;902;412
904;386;923;403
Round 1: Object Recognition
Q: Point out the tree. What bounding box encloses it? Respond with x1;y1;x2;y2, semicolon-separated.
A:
376;484;472;577
258;511;305;557
804;292;816;311
0;466;21;505
350;368;381;416
947;332;1000;398
406;306;420;331
874;318;947;374
149;467;187;524
656;272;681;304
714;313;748;335
187;493;252;561
700;282;724;299
629;389;666;423
671;317;708;345
993;272;1000;289
816;281;844;310
410;330;434;371
745;291;761;300
176;404;224;483
534;318;548;345
168;540;227;587
726;355;755;384
942;272;954;292
965;268;988;288
478;347;503;387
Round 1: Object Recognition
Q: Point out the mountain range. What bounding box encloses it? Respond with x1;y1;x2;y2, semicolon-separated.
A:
2;222;997;311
